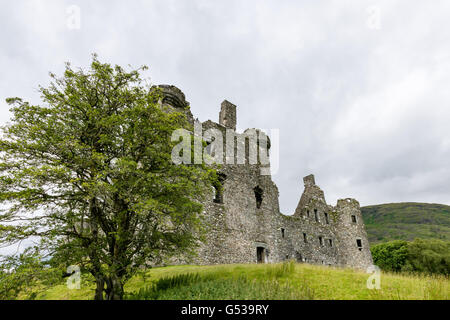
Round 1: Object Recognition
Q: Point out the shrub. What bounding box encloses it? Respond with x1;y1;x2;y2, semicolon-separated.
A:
371;239;450;275
371;240;408;272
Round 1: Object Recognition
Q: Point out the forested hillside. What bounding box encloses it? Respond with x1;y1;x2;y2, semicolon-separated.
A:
361;203;450;244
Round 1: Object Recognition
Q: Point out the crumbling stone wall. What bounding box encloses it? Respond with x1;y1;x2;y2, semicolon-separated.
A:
160;85;373;270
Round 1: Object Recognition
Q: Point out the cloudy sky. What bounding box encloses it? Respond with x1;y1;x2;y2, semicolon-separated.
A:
1;0;450;214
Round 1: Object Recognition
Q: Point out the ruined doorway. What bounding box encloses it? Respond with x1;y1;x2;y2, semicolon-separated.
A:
295;251;303;263
256;247;265;263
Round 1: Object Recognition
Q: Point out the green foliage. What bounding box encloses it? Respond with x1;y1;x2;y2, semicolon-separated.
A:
264;260;296;278
403;239;450;275
0;55;214;299
361;202;450;244
371;239;450;275
371;240;408;272
0;248;61;300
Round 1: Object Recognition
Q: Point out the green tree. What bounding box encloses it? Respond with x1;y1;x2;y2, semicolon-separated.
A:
371;239;450;275
0;248;61;300
371;240;408;272
403;239;450;275
0;55;214;299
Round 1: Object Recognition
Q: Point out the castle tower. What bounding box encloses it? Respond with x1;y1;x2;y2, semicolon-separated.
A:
153;84;195;125
334;199;373;270
219;100;237;130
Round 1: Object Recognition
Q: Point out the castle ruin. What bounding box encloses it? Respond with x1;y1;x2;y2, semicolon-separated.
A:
159;85;373;270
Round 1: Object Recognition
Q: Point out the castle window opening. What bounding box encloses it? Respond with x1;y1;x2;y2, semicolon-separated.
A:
324;212;329;224
303;233;307;243
328;239;333;247
281;228;285;238
212;185;221;203
356;239;362;251
306;210;310;217
314;209;319;222
295;251;303;262
351;215;357;223
254;186;263;209
319;236;323;246
205;141;213;156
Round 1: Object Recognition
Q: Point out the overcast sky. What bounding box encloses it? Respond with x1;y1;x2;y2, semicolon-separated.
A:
1;0;450;215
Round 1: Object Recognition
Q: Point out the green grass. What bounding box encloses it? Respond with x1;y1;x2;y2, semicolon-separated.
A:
34;262;449;300
361;202;450;244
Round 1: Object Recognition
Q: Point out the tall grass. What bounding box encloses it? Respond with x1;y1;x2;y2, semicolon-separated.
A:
34;262;449;300
126;261;313;300
263;260;296;278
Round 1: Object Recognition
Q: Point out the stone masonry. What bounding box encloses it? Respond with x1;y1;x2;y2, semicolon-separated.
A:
158;85;373;270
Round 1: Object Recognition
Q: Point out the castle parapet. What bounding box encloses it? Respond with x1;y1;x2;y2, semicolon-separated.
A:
336;198;360;209
152;84;194;124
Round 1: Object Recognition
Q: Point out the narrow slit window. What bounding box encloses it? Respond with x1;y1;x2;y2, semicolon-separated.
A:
328;239;333;247
351;215;357;223
281;228;285;238
254;186;263;209
324;212;329;224
314;209;319;222
356;239;362;251
303;233;307;243
319;236;323;246
213;185;222;203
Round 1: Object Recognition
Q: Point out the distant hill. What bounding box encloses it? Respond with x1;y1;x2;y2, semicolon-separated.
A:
361;202;450;244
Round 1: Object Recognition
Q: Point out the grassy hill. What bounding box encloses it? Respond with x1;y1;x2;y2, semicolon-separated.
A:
361;202;450;244
29;262;449;300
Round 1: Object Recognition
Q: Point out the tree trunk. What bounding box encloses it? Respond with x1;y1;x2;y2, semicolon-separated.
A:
94;276;104;300
105;275;124;300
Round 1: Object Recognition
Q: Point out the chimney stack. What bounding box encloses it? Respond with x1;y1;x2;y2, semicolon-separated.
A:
219;100;237;131
303;174;316;187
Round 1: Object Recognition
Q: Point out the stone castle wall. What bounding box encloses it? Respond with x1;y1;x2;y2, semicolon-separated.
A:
158;85;373;270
